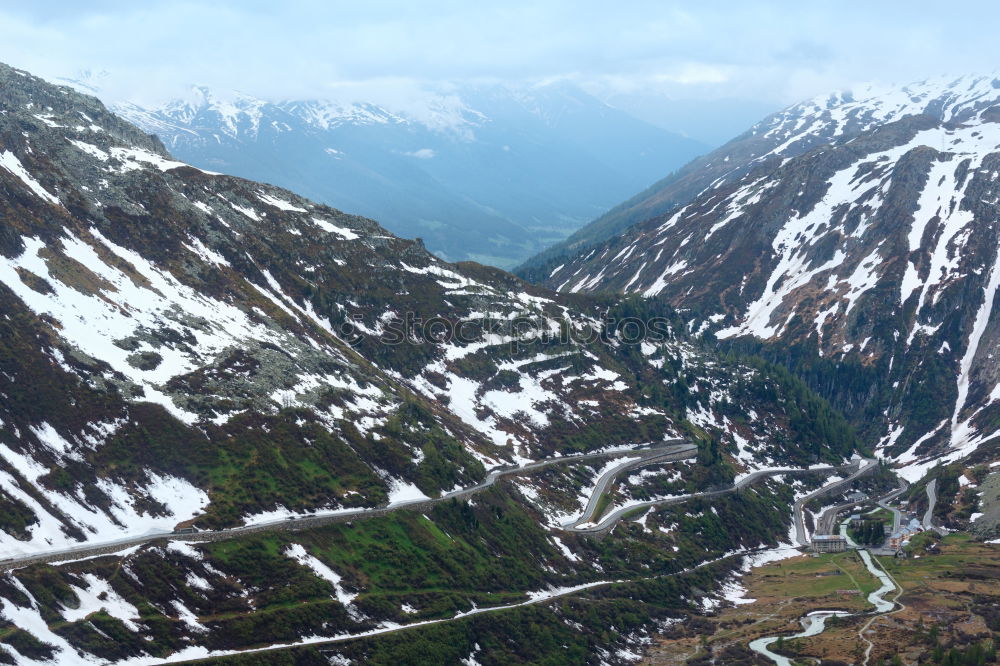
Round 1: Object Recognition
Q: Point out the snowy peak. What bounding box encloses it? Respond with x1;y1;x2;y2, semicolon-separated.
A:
113;87;295;143
110;79;639;140
159;86;268;135
799;74;1000;127
749;74;1000;158
280;98;406;130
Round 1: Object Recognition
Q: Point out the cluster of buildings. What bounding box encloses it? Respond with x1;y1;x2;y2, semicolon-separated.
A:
887;517;924;550
810;511;925;553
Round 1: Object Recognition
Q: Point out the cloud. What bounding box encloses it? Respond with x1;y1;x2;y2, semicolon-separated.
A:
650;63;731;85
0;0;996;108
404;148;436;159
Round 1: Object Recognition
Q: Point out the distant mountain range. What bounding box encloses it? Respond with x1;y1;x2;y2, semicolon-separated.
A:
61;73;708;268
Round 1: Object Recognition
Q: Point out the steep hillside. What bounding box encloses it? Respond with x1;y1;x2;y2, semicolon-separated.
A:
542;76;1000;477
71;77;707;268
520;75;1000;277
0;63;868;663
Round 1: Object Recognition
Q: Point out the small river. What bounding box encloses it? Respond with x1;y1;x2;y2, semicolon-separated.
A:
749;538;898;664
748;610;852;665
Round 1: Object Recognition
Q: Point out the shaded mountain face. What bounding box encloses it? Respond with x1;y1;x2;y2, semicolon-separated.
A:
542;75;1000;476
74;78;708;269
519;76;1000;276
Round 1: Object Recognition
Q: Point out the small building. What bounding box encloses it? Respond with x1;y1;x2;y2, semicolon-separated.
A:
888;522;925;550
812;534;847;553
845;491;867;503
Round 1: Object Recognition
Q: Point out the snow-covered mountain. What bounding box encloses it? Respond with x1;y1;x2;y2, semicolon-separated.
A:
0;62;872;663
62;74;708;269
520;75;1000;274
540;75;1000;477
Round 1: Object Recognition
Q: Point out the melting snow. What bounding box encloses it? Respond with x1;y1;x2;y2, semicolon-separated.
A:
0;150;61;205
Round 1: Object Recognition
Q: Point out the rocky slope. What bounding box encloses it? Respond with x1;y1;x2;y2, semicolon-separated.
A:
540;75;1000;477
0;62;860;553
0;63;869;663
69;75;707;268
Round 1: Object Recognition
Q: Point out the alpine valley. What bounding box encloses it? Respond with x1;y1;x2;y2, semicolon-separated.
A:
525;74;1000;664
65;72;708;270
0;58;995;666
0;62;877;664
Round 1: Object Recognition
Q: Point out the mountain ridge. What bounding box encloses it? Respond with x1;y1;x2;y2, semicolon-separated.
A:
518;74;1000;277
538;74;1000;480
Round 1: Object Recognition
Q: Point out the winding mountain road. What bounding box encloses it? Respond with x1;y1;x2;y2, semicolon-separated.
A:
0;443;885;581
877;480;908;535
923;479;949;536
569;459;875;535
923;479;937;528
0;441;698;571
562;447;699;530
792;459;879;546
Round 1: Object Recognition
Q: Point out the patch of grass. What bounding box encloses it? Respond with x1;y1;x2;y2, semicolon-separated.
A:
592;492;613;522
866;507;894;523
749;551;879;609
878;533;999;592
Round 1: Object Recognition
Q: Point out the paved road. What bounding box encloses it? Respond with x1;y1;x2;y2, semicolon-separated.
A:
923;479;937;528
923;479;949;536
565;447;700;528
568;460;875;535
790;459;879;546
0;441;697;572
877;480;908;534
816;499;858;536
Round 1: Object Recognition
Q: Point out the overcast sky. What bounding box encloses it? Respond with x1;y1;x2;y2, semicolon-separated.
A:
1;1;996;121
